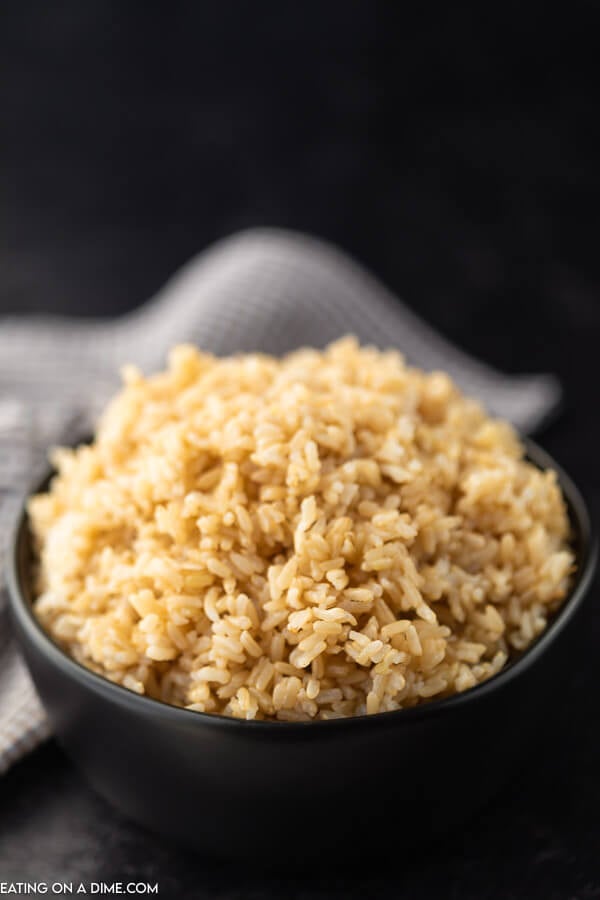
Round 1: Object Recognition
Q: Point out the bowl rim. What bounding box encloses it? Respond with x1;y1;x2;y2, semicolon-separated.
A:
6;436;597;733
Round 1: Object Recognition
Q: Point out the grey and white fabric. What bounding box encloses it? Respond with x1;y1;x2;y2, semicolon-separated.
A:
0;228;562;773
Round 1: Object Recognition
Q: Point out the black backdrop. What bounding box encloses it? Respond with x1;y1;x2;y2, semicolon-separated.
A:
1;3;599;898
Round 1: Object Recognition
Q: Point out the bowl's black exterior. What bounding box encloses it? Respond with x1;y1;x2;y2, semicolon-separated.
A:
6;440;596;861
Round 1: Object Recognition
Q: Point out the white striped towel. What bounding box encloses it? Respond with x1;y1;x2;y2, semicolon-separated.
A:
0;228;561;774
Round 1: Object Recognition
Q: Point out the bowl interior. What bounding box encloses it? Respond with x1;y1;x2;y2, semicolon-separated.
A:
7;437;597;729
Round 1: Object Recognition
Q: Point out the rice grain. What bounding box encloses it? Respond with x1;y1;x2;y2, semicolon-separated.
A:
29;338;574;720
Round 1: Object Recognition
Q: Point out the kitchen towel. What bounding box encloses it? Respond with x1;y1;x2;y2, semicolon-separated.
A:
0;228;562;773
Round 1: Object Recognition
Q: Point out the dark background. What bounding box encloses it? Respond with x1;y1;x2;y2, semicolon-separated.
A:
1;3;599;897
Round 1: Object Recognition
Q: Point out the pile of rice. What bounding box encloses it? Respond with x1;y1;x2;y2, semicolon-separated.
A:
29;338;574;721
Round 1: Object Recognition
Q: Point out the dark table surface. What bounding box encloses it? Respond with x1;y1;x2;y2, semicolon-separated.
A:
1;3;599;897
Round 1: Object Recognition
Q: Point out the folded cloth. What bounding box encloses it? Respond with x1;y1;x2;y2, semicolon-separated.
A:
0;228;562;774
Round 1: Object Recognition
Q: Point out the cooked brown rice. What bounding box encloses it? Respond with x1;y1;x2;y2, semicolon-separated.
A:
29;338;574;720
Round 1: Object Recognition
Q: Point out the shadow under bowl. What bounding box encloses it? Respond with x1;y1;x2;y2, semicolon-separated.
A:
6;438;597;862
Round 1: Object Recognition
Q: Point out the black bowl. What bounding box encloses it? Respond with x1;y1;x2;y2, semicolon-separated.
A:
6;439;596;862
